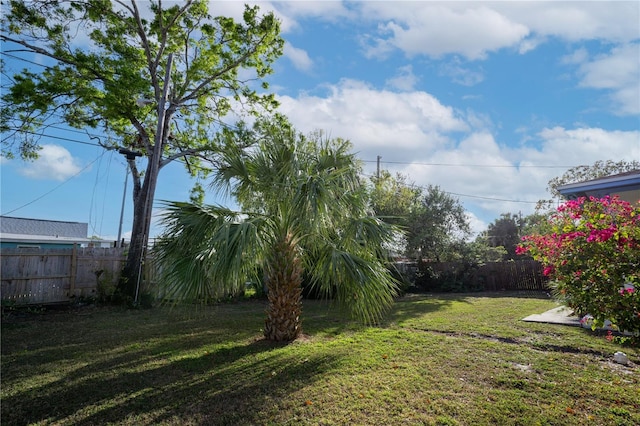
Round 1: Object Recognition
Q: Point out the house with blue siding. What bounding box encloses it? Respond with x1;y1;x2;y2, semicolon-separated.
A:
0;216;111;249
557;170;640;203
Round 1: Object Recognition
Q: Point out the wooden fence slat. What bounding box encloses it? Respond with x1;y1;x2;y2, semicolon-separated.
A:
70;244;77;297
1;247;129;305
413;260;549;292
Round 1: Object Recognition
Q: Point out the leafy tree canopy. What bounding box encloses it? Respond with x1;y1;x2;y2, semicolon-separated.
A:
369;170;423;228
482;212;522;260
406;185;471;261
1;0;283;162
1;0;284;299
367;174;472;261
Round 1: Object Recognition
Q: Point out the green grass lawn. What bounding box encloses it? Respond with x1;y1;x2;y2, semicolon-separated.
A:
1;292;638;425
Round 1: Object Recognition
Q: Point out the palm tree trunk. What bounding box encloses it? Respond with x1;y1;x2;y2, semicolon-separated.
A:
264;234;303;341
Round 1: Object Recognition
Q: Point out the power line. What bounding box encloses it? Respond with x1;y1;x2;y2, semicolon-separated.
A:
2;52;52;69
362;172;541;205
41;124;117;140
363;159;577;169
1;151;108;216
2;127;590;172
89;150;115;237
2;128;109;148
2;127;565;206
446;191;539;204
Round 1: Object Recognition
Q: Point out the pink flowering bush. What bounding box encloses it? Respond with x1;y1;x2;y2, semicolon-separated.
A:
517;196;639;334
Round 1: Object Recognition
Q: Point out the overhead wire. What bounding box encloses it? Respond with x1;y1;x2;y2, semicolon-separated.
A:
361;172;541;204
2;128;111;148
363;159;578;169
2;52;52;69
4;127;580;173
0;48;625;173
1;150;109;216
0;130;597;203
88;148;114;238
98;149;114;237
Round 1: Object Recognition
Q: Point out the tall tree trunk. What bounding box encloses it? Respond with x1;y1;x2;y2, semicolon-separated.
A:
264;234;303;341
117;55;173;302
118;171;153;301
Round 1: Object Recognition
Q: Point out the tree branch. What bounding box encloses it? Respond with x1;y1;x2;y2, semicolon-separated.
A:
153;0;194;75
0;35;111;83
127;0;160;98
177;41;265;104
160;145;219;167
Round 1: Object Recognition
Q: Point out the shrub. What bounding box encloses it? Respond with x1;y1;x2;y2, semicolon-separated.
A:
517;196;639;334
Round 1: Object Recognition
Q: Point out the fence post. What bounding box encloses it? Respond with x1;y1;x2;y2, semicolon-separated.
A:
70;244;77;298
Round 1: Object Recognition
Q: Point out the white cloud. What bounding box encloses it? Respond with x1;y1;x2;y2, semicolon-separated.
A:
355;2;638;60
498;2;640;44
534;126;640;162
518;36;545;54
403;127;639;221
561;47;589;65
259;1;355;33
466;211;488;239
576;43;640;115
275;1;354;21
18;145;83;181
362;5;529;60
284;43;314;72
439;58;484;86
385;65;419;91
278;82;638;226
276;79;468;159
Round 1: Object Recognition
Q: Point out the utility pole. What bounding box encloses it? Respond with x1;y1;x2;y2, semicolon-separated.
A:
377;155;381;180
518;210;523;236
135;53;173;304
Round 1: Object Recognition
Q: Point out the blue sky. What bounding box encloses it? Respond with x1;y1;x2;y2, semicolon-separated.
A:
1;1;639;242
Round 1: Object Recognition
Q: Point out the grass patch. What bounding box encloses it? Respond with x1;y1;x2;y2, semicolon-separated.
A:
2;293;638;425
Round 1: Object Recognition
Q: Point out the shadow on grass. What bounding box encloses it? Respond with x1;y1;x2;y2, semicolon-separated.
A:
2;328;341;425
460;290;551;299
384;293;461;326
405;290;551;299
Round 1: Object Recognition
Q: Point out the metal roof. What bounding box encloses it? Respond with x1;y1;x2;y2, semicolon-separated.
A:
557;170;640;196
0;216;88;238
0;232;93;244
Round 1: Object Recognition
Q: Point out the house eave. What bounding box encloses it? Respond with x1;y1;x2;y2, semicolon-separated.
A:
557;173;640;198
0;233;94;245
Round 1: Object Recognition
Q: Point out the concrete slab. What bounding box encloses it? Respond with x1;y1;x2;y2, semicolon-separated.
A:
522;306;581;327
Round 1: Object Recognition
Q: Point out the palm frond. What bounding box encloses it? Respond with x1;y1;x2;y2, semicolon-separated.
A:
308;245;398;324
340;216;401;259
155;201;267;303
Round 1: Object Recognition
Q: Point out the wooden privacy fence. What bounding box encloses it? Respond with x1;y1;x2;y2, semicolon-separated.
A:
470;261;549;291
415;260;549;292
1;246;127;305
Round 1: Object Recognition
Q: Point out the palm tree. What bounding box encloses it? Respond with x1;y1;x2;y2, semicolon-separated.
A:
155;117;399;341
